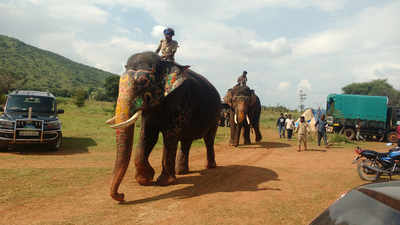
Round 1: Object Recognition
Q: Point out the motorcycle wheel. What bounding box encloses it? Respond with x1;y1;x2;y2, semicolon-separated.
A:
357;159;381;181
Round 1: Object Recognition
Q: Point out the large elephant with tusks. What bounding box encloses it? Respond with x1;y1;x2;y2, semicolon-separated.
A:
106;52;221;202
224;85;262;147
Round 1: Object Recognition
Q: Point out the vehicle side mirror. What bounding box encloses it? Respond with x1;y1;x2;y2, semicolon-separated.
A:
0;106;4;112
57;109;64;114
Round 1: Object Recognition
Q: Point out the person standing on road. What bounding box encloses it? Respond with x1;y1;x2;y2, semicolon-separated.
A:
315;114;328;147
285;114;295;140
276;113;286;138
296;116;309;151
355;119;364;141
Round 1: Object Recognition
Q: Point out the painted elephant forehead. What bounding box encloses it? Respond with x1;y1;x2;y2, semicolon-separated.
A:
163;71;186;96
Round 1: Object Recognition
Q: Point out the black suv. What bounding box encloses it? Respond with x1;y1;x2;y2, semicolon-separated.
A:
0;90;64;151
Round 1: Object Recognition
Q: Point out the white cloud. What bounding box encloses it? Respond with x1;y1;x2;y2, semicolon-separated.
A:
277;82;291;91
297;80;311;91
249;37;292;56
73;37;156;73
151;25;166;38
353;63;400;89
293;30;350;56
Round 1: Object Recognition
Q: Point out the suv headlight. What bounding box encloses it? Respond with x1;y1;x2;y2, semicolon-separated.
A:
45;121;61;130
0;119;14;129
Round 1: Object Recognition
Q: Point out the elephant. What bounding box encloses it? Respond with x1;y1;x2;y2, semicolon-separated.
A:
106;51;221;202
223;85;262;147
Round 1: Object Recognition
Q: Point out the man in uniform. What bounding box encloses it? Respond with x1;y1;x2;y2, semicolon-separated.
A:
237;70;247;87
296;116;309;152
155;27;179;62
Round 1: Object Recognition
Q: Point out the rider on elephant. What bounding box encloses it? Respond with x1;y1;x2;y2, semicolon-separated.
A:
237;70;247;87
155;27;179;62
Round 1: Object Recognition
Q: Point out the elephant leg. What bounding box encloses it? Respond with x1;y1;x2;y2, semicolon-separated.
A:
157;133;178;186
204;126;217;169
254;124;262;142
244;124;251;145
234;124;241;147
176;139;192;175
134;117;158;185
229;118;235;145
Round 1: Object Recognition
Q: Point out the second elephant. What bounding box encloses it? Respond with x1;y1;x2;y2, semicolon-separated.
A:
224;86;262;147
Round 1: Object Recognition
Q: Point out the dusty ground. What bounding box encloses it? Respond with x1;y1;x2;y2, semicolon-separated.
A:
0;129;387;225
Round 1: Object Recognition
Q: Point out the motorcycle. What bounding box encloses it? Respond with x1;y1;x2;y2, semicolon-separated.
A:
353;145;400;181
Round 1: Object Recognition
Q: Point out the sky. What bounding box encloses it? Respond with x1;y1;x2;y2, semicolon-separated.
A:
1;0;400;109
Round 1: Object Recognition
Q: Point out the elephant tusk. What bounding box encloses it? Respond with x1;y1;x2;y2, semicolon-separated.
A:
234;113;238;124
105;116;116;125
110;111;142;129
246;115;250;125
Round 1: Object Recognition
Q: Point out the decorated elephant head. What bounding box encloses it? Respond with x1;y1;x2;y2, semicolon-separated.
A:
107;52;189;129
224;86;256;125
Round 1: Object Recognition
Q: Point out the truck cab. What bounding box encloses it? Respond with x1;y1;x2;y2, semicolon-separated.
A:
0;90;64;151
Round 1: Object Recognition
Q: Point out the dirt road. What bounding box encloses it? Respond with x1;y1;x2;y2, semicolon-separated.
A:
0;130;371;225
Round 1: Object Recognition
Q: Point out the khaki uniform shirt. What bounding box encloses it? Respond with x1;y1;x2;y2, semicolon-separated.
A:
156;39;179;61
237;75;247;86
297;122;309;135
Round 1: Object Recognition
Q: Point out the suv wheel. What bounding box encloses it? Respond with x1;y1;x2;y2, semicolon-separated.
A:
48;132;62;151
0;141;8;151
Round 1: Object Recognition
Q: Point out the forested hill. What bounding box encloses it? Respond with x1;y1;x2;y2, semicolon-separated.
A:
0;34;117;96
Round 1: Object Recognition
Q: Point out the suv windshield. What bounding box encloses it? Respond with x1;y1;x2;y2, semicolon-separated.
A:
6;95;55;113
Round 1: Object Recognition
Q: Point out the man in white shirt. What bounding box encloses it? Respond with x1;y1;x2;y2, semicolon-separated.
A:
285;114;295;139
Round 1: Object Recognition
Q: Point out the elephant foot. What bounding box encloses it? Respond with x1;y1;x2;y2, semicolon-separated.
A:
135;164;155;186
206;161;217;169
110;192;125;202
156;173;176;186
176;166;189;175
256;135;262;142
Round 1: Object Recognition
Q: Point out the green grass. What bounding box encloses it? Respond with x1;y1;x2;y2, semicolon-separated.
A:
0;167;111;204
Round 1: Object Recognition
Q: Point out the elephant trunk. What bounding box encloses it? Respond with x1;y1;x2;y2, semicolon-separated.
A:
236;101;247;124
109;74;136;202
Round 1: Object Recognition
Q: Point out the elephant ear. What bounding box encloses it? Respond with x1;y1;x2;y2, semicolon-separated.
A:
223;88;233;108
162;64;190;97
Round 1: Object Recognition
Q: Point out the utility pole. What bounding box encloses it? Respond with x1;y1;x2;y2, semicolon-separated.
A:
298;89;307;112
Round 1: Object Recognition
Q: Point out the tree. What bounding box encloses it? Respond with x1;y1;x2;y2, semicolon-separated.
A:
342;79;400;106
0;69;20;95
104;75;119;102
73;88;88;107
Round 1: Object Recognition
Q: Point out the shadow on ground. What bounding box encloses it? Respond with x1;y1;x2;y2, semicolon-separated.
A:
304;148;328;152
237;141;291;149
121;165;280;205
3;137;96;155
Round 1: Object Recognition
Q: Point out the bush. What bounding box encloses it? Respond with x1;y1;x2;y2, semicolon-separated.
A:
328;133;351;144
73;89;88;107
0;93;6;105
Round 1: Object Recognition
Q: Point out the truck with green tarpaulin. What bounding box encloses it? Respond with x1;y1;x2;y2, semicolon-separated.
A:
326;94;400;142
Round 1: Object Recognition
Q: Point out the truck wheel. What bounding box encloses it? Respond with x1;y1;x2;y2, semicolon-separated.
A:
343;128;355;140
386;131;398;143
48;132;62;151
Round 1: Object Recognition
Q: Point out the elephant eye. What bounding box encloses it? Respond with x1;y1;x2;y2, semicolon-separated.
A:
136;75;150;87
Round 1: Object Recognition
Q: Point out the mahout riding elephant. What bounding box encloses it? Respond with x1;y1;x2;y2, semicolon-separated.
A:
106;52;221;202
224;86;262;147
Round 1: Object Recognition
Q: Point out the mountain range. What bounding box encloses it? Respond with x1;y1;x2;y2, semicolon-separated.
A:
0;34;117;96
